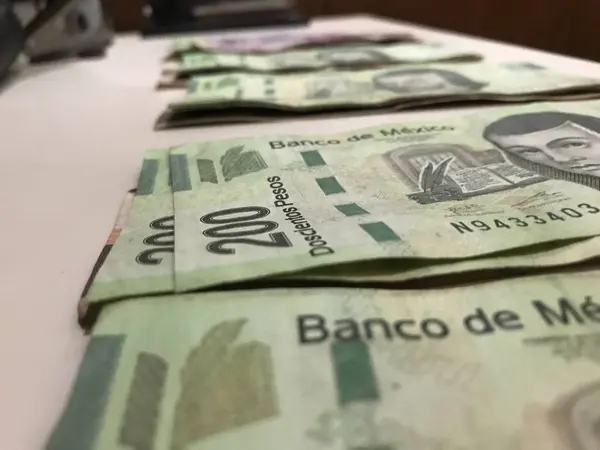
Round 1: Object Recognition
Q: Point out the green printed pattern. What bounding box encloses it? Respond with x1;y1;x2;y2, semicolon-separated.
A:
335;203;370;217
197;159;218;184
332;341;380;405
360;222;401;242
119;353;168;450
82;147;175;321
220;146;268;182
55;275;600;449
331;341;393;450
316;176;346;195
303;154;398;243
46;336;125;450
301;150;327;167
137;159;159;196
170;154;192;192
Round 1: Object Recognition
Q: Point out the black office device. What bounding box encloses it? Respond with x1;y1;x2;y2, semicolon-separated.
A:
143;0;307;36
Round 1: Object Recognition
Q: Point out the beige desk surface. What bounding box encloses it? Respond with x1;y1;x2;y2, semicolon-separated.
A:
2;14;600;450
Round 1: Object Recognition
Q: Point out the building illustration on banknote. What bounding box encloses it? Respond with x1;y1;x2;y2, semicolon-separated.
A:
386;111;600;203
384;143;546;204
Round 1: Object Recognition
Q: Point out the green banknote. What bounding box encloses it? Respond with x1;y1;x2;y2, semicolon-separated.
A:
80;149;174;324
156;61;600;128
48;271;600;450
164;31;416;59
158;43;481;88
291;236;600;286
170;100;600;292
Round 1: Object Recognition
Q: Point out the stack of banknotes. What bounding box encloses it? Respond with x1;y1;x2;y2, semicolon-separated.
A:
156;60;600;128
158;43;482;88
163;30;419;57
50;98;600;449
154;31;600;129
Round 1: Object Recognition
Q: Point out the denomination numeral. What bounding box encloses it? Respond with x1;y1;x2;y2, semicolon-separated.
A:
201;206;270;224
204;221;278;238
136;216;174;265
200;206;292;255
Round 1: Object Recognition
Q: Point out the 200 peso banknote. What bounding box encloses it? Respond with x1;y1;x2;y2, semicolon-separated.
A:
53;271;600;450
157;61;600;128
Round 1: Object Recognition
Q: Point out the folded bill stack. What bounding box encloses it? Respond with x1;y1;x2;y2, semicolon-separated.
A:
47;29;600;450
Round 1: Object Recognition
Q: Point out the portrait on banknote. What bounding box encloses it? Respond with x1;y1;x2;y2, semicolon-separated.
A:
483;112;600;191
373;68;487;94
306;68;487;100
383;143;545;204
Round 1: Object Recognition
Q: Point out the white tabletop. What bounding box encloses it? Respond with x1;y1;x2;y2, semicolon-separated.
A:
2;14;600;450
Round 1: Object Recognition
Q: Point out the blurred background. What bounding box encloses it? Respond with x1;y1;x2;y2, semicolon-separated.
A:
8;0;599;62
91;0;600;61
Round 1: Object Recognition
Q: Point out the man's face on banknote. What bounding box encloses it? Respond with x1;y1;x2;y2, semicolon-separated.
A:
490;121;600;177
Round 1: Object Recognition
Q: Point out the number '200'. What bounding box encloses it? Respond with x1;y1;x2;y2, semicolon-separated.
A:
200;206;292;255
